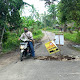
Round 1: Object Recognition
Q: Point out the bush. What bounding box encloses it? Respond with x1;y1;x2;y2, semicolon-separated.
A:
33;30;42;35
33;30;43;40
64;32;80;44
45;27;60;32
2;29;43;53
2;31;20;53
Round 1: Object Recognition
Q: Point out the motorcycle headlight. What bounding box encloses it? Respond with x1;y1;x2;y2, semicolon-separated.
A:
20;45;24;49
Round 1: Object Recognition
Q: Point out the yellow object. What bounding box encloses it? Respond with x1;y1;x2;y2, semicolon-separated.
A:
45;40;60;54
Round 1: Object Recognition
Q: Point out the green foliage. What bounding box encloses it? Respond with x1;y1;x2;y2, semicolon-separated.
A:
21;17;42;29
33;30;42;35
47;29;80;44
45;28;62;35
57;0;80;29
64;32;80;44
0;0;24;29
2;31;20;53
2;28;43;53
57;1;67;24
76;32;80;43
41;4;57;28
2;29;43;53
42;14;56;28
64;32;76;42
48;4;56;20
0;1;44;53
29;5;40;21
33;30;43;40
46;28;59;32
21;17;35;28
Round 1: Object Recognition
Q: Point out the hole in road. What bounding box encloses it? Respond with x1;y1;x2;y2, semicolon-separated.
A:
35;55;77;61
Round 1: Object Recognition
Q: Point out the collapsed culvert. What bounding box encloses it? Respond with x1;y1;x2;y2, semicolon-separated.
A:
35;55;79;61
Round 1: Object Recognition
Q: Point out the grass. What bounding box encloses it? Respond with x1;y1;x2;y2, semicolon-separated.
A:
33;30;44;40
64;31;80;44
45;27;60;32
2;29;44;53
45;28;63;34
64;32;77;43
2;47;17;53
45;28;80;44
33;33;44;41
45;28;80;51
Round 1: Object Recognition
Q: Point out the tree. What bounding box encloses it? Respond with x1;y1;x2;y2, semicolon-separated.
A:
57;0;80;32
21;17;35;28
41;13;54;27
57;1;68;32
41;4;57;28
29;5;40;21
0;0;24;29
48;4;57;27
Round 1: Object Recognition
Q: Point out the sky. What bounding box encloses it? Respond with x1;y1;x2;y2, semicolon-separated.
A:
22;0;58;17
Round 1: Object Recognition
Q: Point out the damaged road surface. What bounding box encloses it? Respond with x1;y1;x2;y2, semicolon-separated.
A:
35;55;76;61
0;31;80;80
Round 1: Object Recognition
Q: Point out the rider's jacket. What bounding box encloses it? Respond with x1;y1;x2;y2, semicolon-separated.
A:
20;31;33;40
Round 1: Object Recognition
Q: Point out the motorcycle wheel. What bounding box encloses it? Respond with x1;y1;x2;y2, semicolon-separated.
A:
20;52;23;61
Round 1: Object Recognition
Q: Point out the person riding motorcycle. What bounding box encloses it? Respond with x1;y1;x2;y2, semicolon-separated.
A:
18;27;35;58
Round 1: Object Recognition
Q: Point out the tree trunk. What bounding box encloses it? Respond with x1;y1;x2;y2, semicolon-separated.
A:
64;22;67;32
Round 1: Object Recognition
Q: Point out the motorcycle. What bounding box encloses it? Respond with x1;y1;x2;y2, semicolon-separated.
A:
20;38;31;61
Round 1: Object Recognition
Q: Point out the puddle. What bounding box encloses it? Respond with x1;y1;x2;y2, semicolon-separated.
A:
35;55;80;61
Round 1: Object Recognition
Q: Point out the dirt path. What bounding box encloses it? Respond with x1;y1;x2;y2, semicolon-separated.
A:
0;31;80;80
0;51;20;69
0;31;80;68
36;31;80;57
0;31;80;69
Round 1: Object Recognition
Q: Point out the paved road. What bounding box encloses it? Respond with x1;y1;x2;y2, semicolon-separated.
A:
0;31;80;80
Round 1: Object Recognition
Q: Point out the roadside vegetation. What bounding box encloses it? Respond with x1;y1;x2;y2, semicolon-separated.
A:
64;32;80;44
0;0;80;53
2;17;43;53
2;30;43;53
0;0;43;53
41;0;80;44
46;28;80;44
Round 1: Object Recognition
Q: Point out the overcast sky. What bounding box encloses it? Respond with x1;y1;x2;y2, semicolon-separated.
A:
22;0;58;16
